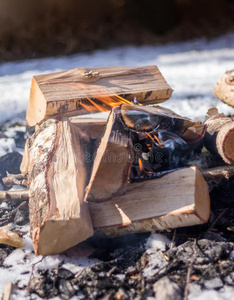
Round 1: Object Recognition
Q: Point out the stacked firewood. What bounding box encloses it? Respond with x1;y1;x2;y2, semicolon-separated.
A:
7;66;234;255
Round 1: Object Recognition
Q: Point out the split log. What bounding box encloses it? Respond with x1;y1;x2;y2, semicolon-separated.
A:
20;118;107;179
26;65;173;126
84;109;133;202
89;166;210;236
27;118;94;255
214;69;234;107
204;113;234;164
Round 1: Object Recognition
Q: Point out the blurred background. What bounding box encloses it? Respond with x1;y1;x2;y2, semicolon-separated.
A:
0;0;234;62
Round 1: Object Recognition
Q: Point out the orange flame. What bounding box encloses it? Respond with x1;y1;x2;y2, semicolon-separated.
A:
138;158;151;174
145;132;163;146
64;82;135;113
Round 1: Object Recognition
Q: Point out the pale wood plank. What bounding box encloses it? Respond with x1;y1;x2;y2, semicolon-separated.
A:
89;166;210;236
26;65;173;126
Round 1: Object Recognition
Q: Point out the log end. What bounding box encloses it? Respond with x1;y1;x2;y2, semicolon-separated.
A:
33;218;94;256
217;122;234;164
26;77;47;127
214;69;234;108
194;166;210;223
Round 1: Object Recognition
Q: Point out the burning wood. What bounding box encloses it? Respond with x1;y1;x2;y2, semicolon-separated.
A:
26;65;172;126
26;110;210;254
85;104;206;203
21;65;234;256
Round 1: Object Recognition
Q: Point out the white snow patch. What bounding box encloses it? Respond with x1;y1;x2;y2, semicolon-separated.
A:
143;233;171;277
0;225;100;299
0;138;16;157
145;232;171;253
189;286;234;300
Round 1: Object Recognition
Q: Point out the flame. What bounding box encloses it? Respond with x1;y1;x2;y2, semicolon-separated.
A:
145;132;163;146
138;158;151;174
153;134;163;146
64;82;135;113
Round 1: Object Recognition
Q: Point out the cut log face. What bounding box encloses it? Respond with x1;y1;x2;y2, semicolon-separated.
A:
204;115;234;164
84;110;133;203
214;69;234;107
28;118;94;255
26;65;173;126
89;166;210;237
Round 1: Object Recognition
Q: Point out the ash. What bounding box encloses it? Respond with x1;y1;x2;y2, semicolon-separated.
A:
0;120;233;300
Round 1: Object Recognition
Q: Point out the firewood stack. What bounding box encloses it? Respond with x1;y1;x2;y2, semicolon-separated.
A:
21;66;233;255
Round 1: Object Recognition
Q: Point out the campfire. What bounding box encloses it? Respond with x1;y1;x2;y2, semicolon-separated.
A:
2;66;234;259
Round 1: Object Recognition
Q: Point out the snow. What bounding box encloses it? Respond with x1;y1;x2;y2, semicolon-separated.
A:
0;137;16;157
0;33;234;299
145;232;171;252
143;233;171;278
0;225;100;299
0;33;234;124
189;286;234;300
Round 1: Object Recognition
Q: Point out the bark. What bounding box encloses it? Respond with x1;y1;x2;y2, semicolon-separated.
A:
204;115;234;164
27;118;94;255
214;69;234;107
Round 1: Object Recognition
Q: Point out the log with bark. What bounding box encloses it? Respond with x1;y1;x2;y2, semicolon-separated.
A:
214;69;234;107
204;109;234;164
89;166;210;237
27;118;94;255
26;65;173;126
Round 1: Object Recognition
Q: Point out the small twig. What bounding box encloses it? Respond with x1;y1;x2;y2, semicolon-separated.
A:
0;190;29;202
27;257;44;295
170;229;176;249
207;208;229;232
0;201;28;226
184;239;197;300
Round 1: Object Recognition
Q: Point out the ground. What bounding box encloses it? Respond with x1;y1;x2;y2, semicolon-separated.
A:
0;33;234;299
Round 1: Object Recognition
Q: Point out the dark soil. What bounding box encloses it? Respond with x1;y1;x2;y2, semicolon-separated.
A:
0;120;233;299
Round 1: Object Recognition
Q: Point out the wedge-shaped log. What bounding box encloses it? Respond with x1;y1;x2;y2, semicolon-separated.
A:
28;118;94;255
26;65;173;126
84;110;133;202
214;69;234;107
89;166;210;236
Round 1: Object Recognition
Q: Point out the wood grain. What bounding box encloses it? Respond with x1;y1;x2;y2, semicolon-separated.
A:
89;166;210;236
27;118;94;255
26;65;173;126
